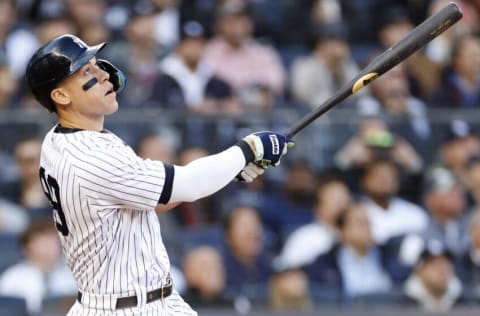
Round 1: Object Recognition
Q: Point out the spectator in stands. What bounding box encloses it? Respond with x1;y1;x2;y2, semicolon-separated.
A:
150;0;181;50
154;20;241;113
455;210;480;296
376;6;413;61
341;0;384;45
64;0;109;45
269;268;312;311
376;5;440;99
464;155;480;208
466;0;480;32
334;117;424;198
305;204;393;299
135;132;176;164
401;166;469;266
356;68;432;158
177;0;216;37
0;0;38;79
431;34;480;108
335;117;423;174
404;239;462;312
203;1;286;111
438;119;480;184
108;8;164;107
0;147;16;183
422;167;469;257
174;145;224;226
220;166;268;220
274;174;351;270
280;0;344;47
0;62;18;109
290;22;363;109
359;159;428;245
424;0;473;65
9;137;49;214
18;0;65;23
12;138;44;205
34;16;76;45
0;218;77;315
182;245;231;308
177;146;208;166
223;205;273;301
260;162;317;250
0;198;28;234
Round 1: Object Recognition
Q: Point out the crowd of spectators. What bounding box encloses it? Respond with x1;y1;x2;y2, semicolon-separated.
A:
1;0;480;315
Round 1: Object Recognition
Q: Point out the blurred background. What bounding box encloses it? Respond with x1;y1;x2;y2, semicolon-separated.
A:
1;0;480;315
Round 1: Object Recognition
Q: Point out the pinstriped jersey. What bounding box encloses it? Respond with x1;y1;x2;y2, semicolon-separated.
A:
39;124;174;297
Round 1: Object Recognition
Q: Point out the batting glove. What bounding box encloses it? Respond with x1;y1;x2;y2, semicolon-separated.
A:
236;162;266;183
235;131;294;182
249;131;295;168
245;131;294;167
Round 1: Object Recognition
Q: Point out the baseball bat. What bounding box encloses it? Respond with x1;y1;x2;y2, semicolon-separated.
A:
285;2;463;138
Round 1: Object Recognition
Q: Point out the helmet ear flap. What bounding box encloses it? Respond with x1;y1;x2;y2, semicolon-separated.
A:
97;59;126;93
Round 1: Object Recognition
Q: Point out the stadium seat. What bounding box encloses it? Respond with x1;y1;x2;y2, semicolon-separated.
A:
0;232;23;273
0;296;28;316
309;284;341;306
350;288;405;307
42;295;76;315
181;225;224;250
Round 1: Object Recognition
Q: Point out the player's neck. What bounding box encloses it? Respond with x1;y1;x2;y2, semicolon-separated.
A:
58;115;105;132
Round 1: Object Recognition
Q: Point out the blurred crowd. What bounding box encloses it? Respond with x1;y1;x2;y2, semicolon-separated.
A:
1;0;480;315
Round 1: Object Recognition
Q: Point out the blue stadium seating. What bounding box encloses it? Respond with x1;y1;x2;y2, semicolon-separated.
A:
0;232;23;274
0;296;28;316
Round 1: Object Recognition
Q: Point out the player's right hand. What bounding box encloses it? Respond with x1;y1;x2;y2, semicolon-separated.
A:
244;131;294;167
235;162;266;183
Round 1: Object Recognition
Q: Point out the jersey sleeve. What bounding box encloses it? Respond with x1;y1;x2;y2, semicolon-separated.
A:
69;137;174;210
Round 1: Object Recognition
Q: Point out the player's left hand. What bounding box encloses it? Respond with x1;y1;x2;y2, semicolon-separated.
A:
244;131;294;167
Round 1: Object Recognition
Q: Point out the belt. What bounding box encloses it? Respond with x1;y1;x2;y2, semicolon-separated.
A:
77;277;173;309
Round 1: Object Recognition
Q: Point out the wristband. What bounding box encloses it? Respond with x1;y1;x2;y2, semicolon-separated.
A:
235;140;255;164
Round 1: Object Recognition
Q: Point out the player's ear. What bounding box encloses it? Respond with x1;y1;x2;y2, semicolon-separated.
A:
50;87;71;106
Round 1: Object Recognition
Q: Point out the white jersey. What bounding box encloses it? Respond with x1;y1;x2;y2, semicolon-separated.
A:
39;124;196;315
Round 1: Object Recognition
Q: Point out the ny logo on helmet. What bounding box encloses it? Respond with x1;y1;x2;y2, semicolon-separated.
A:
72;37;87;49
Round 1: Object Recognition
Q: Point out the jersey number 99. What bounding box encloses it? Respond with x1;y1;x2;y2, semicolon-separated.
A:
39;167;69;236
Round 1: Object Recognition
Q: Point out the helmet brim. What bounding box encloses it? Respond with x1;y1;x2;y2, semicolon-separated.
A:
69;42;107;75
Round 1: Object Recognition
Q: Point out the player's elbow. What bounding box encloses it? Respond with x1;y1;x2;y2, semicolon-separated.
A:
155;202;180;213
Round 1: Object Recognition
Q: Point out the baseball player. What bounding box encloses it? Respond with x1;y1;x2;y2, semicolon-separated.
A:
25;34;293;316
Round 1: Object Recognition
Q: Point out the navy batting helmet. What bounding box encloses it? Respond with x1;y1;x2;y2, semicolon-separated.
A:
26;34;125;112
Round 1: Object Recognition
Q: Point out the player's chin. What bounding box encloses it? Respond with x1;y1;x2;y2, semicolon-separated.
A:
104;99;119;115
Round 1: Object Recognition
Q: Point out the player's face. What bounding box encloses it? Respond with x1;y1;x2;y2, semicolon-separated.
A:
57;57;118;117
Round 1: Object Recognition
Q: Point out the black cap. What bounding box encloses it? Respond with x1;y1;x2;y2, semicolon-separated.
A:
313;22;349;42
443;119;471;143
180;20;206;40
215;2;250;19
129;0;154;19
378;6;411;31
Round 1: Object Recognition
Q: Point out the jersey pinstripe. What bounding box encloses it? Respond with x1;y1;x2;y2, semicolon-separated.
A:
39;124;195;315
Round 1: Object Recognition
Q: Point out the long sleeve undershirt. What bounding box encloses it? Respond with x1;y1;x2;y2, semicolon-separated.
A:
168;146;246;203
